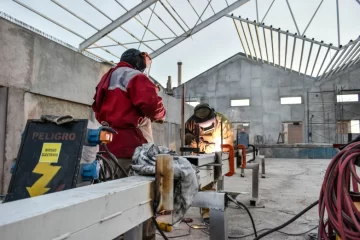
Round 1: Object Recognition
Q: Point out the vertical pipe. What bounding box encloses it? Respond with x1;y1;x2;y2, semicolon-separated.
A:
284;31;289;70
270;26;275;66
336;0;341;46
299;39;305;74
311;44;322;76
290;36;297;72
181;85;185;155
177;62;182;86
263;27;270;64
260;156;265;178
307;90;309;143
305;40;314;75
255;0;259;22
252;164;259;200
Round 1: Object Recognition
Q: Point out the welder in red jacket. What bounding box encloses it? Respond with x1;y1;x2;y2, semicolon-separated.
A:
92;48;166;175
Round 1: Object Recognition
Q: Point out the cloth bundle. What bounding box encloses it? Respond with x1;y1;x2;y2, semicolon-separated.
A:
131;143;199;225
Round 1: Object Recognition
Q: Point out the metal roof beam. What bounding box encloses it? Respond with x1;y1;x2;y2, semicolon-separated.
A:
150;0;249;58
79;0;158;51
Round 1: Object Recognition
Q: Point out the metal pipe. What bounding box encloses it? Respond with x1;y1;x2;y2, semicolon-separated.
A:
240;20;253;59
261;0;276;24
227;16;339;51
336;0;341;46
305;39;314;75
206;0;216;14
319;49;340;79
188;0;213;36
278;29;281;66
246;163;260;201
335;41;359;73
255;23;263;62
247;21;258;61
255;0;259;22
13;0;121;60
263;27;270;64
302;0;324;35
164;0;191;30
317;45;331;77
149;8;178;36
343;44;360;69
87;37;177;48
233;19;248;58
138;2;158;49
114;0;166;44
187;0;202;22
181;84;185;155
311;45;321;76
324;46;348;78
270;26;275;67
260;156;265;178
84;0;154;51
159;0;187;33
284;31;289;70
177;62;182;86
290;36;297;72
285;0;300;35
50;0;128;49
299;39;305;74
271;26;274;66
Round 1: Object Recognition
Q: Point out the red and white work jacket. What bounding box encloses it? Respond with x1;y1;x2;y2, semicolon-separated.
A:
92;61;166;158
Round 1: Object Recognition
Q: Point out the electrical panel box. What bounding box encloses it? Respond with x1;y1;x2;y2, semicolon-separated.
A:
4;119;95;203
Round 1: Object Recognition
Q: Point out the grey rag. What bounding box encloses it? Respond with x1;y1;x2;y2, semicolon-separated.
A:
131;143;199;226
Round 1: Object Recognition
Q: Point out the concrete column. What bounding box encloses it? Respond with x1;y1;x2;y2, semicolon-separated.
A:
177;62;182;86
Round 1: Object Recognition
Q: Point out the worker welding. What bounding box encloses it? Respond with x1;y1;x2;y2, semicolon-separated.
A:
0;1;359;239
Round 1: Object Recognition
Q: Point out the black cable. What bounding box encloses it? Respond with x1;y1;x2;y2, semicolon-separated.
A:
253;200;319;240
102;144;128;177
227;196;258;237
151;216;169;240
99;165;106;182
229;225;318;239
97;155;114;180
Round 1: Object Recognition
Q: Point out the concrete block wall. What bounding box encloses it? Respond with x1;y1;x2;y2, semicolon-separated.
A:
174;53;360;145
0;18;193;194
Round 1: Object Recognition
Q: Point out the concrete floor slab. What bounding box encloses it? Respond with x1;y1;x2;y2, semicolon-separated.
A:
157;158;330;240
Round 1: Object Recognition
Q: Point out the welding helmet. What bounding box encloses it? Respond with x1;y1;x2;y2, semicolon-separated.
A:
120;49;152;75
193;103;217;133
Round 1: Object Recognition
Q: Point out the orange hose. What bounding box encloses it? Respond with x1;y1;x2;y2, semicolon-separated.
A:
237;144;246;169
221;144;235;177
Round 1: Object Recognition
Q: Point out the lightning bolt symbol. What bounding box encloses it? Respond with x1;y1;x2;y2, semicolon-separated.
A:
26;163;61;197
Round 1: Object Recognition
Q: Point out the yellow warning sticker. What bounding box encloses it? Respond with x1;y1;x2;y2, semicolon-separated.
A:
39;143;62;163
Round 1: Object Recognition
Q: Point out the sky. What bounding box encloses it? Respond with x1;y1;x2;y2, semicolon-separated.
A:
1;0;359;87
